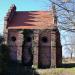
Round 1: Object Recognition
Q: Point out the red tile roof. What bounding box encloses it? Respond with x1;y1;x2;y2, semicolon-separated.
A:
7;11;54;29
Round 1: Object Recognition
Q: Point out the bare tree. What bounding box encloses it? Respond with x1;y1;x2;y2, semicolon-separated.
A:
37;0;75;58
48;0;75;58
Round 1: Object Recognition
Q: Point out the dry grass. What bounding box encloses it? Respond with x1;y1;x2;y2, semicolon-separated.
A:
62;58;75;64
36;68;75;75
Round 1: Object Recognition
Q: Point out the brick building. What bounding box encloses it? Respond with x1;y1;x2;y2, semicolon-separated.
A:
3;5;62;68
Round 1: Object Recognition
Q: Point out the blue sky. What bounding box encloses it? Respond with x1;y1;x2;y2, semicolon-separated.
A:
0;0;50;34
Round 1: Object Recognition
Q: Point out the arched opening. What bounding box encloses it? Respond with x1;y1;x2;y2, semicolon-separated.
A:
22;29;33;66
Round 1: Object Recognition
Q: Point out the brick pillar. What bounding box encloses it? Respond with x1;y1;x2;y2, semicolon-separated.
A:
33;30;39;68
3;19;8;44
51;30;56;68
17;31;23;62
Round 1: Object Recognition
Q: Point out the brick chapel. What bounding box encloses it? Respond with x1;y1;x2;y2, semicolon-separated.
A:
3;5;62;68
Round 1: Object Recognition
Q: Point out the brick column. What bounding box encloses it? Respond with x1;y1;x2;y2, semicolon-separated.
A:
51;30;56;68
3;19;8;45
17;30;23;62
33;30;39;68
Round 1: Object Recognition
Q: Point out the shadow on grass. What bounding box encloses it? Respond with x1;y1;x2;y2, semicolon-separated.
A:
61;63;75;68
1;61;39;75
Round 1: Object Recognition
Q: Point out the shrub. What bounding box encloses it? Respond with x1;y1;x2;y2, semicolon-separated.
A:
0;44;10;74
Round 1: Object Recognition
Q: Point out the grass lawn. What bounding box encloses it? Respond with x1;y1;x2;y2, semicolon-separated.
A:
36;68;75;75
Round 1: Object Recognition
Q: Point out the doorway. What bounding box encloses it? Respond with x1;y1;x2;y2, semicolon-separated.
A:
22;29;33;66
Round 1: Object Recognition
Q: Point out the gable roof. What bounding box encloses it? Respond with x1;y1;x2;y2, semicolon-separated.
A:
7;11;55;29
5;5;55;29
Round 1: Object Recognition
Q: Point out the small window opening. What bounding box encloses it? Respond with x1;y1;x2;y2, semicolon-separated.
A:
41;36;48;43
11;36;16;42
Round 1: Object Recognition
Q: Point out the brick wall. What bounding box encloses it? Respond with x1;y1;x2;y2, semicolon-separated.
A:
7;28;62;68
8;29;23;62
38;30;51;68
